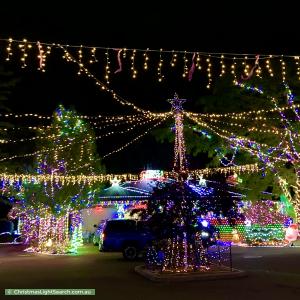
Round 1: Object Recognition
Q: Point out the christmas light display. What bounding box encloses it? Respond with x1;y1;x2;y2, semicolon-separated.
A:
3;35;300;255
242;201;290;246
181;80;300;223
145;178;238;272
5;106;106;254
229;83;300;222
2;38;300;87
144;97;241;272
244;224;285;246
18;206;71;254
168;94;187;173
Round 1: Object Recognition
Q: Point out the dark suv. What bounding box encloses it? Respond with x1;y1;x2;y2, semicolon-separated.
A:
99;219;153;260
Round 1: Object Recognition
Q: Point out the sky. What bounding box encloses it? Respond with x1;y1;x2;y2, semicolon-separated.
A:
1;2;300;173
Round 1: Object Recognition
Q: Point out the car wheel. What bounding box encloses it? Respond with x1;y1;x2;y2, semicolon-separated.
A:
122;245;138;260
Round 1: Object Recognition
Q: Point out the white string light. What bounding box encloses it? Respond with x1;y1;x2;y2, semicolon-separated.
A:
130;49;137;79
170;50;177;67
60;46;169;116
89;47;98;64
219;55;225;77
104;48;111;84
157;49;164;82
6;38;13;61
1;38;292;58
295;56;300;81
19;38;32;68
143;48;149;70
0;117;161;160
206;55;212;88
196;53;201;70
70;117;169;172
182;51;188;78
103;117;168;158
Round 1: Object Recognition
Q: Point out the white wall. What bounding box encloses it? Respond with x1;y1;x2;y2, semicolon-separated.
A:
81;207;116;233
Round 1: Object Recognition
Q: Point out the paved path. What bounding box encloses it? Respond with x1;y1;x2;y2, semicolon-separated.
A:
0;245;300;300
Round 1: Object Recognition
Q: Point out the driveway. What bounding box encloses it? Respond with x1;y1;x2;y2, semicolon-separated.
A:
0;245;299;300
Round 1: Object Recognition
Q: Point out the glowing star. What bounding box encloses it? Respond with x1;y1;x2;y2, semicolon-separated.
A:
110;177;121;187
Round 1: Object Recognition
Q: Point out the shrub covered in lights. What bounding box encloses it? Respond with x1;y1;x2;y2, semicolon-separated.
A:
243;201;289;226
244;224;285;246
243;201;290;246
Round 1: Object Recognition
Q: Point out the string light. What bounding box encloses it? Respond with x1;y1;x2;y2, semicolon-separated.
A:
0;112;51;119
190;102;300;119
3;37;300;86
60;46;167;115
206;55;212;88
0;173;135;185
219;55;225;77
77;45;84;75
231;57;237;82
0;112;169;121
189;163;260;176
294;56;300;80
105;48;111;84
280;56;286;82
255;59;262;78
0;37;293;58
198;113;287;136
0;125;51;132
196;53;201;70
89;47;97;64
157;49;164;82
122;48;127;59
182;51;188;78
130;49;137;79
242;56;249;77
143;48;149;70
0;133;57;144
283;83;300;121
69;117;169;172
19;38;32;68
170;50;177;67
186;113;290;164
0;116;161;159
37;41;46;72
265;55;274;77
103;117;168;158
6;38;13;61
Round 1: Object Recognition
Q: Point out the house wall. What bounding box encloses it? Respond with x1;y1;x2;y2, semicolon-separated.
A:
81;207;117;233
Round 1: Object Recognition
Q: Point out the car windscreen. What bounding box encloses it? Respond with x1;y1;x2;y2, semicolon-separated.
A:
104;220;136;233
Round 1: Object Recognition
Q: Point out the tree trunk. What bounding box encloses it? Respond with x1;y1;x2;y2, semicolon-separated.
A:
294;169;300;223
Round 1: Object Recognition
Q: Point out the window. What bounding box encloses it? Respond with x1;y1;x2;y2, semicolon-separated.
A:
105;220;136;233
